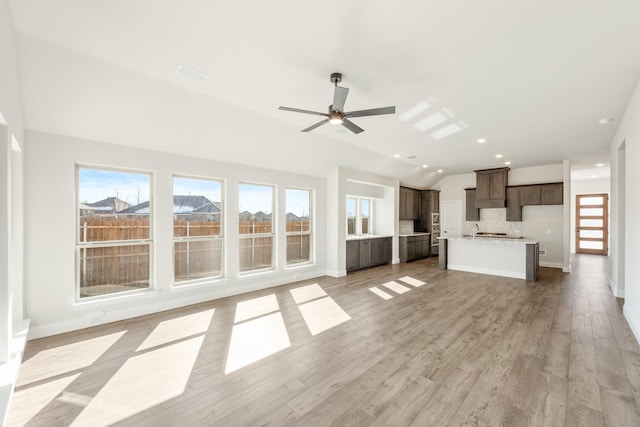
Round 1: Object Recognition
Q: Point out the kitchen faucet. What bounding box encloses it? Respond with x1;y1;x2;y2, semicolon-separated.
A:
473;223;479;238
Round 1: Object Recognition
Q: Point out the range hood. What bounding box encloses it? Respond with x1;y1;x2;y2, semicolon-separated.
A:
473;167;509;209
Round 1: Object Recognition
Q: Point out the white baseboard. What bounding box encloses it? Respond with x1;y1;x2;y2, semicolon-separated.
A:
624;305;640;346
28;270;328;339
540;261;563;269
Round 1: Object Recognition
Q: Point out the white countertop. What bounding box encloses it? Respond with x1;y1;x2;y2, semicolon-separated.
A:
439;235;539;244
346;234;392;241
399;232;430;237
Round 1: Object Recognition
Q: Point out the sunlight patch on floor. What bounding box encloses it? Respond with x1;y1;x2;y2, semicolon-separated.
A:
137;309;214;351
297;297;351;336
398;276;426;287
290;283;327;304
225;312;291;374
234;294;280;323
369;287;394;300
17;331;126;387
7;374;80;427
71;336;204;427
382;281;411;294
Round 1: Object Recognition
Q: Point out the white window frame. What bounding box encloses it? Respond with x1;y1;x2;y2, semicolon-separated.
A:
172;174;225;286
346;196;373;236
285;187;313;267
75;165;153;301
238;182;275;274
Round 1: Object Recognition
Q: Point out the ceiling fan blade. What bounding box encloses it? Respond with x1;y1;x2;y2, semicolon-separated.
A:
345;106;396;118
332;86;349;112
301;118;329;132
342;118;364;134
279;106;328;117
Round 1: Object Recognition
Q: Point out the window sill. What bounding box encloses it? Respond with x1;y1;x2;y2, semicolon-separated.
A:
72;289;160;310
285;261;314;270
170;277;227;291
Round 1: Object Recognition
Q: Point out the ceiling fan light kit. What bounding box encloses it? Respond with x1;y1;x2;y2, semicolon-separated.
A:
279;72;395;134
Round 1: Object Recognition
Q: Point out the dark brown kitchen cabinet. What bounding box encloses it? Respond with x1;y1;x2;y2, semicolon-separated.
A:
346;240;360;271
399;234;430;263
399;187;422;220
519;185;541;205
429;190;439;214
465;189;480;221
506;187;522;221
540;183;563;205
346;237;392;272
474;168;509;208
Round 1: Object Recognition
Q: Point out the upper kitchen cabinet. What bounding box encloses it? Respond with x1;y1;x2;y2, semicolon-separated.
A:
465;189;480;221
540;183;563;205
399;187;422;220
474;168;509;208
429;190;440;214
506;187;522;221
519;185;541;205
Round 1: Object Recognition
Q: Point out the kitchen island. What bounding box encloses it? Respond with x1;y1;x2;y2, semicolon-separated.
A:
439;236;539;281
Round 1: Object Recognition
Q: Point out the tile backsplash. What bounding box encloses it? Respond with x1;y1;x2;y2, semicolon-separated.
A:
463;208;523;237
400;220;414;235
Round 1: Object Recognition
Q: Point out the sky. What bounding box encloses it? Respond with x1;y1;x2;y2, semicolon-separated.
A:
78;168;311;216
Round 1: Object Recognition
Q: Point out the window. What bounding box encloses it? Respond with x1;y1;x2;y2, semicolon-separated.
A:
239;183;274;272
346;197;373;236
347;197;357;235
77;167;152;299
361;199;370;234
286;188;312;265
173;176;223;284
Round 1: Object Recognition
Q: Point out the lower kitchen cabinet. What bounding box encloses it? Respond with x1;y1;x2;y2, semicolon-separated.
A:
399;234;431;263
346;236;392;272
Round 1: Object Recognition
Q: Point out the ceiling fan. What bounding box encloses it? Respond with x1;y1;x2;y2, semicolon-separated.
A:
279;72;395;134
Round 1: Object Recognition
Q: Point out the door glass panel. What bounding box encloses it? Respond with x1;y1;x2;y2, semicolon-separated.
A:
580;208;603;217
580;219;603;228
579;196;604;206
579;241;603;250
580;230;603;239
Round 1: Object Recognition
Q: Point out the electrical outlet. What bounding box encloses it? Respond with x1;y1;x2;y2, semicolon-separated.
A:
539;250;547;256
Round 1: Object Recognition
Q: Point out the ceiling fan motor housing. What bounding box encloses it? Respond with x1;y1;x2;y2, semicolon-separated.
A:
330;72;342;84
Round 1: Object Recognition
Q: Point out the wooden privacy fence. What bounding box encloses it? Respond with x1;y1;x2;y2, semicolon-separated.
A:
78;216;311;293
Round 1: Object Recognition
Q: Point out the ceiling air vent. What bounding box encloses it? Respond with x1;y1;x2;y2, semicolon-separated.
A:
406;155;418;159
176;64;209;82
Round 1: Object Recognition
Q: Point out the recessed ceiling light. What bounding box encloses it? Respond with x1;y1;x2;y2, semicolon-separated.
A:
504;161;511;165
394;154;401;158
495;154;503;158
422;164;429;168
437;169;443;173
598;117;614;125
592;175;597;179
477;138;486;143
596;162;605;167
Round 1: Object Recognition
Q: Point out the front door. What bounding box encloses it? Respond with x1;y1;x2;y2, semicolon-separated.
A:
575;193;608;255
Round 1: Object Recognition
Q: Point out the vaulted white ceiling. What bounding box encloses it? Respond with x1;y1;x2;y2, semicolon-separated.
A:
9;0;640;186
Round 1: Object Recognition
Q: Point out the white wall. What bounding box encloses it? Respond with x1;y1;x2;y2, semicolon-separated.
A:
326;168;399;276
0;0;25;363
24;131;327;338
610;79;640;338
435;164;565;267
570;177;610;253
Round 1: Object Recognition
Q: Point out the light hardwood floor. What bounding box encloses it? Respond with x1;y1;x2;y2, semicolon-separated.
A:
8;255;640;426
